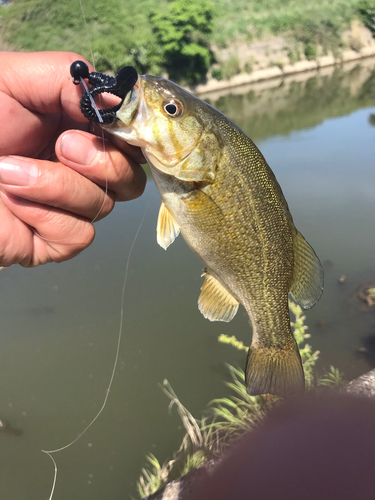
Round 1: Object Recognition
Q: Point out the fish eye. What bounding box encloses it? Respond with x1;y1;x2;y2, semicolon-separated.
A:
162;99;184;118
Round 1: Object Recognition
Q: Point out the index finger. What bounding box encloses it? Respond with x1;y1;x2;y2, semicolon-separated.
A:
0;52;92;156
0;51;92;121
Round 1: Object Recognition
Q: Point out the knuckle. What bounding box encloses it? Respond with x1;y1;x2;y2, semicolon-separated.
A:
52;218;95;262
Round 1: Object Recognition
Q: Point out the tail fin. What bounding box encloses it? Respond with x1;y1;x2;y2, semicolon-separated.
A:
245;345;304;398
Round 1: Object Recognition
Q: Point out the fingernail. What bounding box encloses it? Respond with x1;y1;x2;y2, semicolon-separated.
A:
61;132;97;165
0;157;39;186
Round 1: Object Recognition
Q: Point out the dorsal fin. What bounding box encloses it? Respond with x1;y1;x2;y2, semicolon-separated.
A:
156;202;180;250
290;231;324;310
198;272;239;322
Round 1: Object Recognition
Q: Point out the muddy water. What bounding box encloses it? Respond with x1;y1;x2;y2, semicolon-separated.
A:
0;58;375;499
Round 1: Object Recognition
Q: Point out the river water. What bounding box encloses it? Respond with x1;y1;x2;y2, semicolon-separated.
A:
0;58;375;499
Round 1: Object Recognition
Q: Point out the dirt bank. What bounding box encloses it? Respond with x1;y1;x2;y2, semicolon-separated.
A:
190;20;375;96
191;46;375;96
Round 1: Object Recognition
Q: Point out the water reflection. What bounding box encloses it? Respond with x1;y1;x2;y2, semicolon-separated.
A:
0;58;375;500
203;58;375;142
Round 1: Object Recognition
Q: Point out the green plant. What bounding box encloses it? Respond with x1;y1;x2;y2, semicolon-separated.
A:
358;0;375;35
244;56;254;74
305;42;318;60
137;454;166;498
149;0;215;84
221;55;241;79
290;17;343;60
288;47;301;64
270;59;285;69
318;365;345;387
0;0;369;82
211;67;223;81
218;301;321;390
137;302;345;497
206;365;273;448
136;380;216;498
289;300;321;389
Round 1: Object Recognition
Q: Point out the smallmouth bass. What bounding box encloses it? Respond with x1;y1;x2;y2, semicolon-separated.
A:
78;66;324;397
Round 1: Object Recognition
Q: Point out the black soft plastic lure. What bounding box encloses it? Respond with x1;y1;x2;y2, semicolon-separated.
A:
70;60;138;124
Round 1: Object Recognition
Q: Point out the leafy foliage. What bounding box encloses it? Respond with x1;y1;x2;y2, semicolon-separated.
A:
290;18;342;59
0;0;374;83
137;380;216;498
0;0;164;73
358;0;375;35
289;300;320;389
221;55;241;80
219;301;322;390
137;454;165;498
149;0;215;84
318;365;345;387
206;365;272;446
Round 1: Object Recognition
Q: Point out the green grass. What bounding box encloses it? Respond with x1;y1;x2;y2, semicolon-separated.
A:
212;0;363;46
0;0;169;72
1;0;374;78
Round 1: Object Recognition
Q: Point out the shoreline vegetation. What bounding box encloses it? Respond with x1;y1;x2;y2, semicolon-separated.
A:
136;303;346;499
2;0;375;92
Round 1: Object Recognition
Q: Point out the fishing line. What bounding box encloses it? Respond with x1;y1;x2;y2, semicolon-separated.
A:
31;0;109;247
30;121;110;245
31;87;108;244
42;200;149;500
42;3;144;498
78;0;95;70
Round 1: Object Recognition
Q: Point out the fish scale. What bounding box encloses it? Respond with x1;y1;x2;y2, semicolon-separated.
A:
93;72;324;398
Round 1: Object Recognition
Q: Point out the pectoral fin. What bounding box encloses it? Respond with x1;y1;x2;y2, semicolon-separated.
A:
156;202;180;250
290;231;324;310
198;272;239;322
181;190;225;233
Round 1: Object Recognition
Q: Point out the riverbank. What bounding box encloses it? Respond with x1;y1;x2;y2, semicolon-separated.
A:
191;54;375;143
143;368;375;500
191;45;375;96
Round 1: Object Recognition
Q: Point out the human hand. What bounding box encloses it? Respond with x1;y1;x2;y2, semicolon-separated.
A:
0;51;146;268
192;393;375;500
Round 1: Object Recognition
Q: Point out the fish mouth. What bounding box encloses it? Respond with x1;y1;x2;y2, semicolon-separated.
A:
73;64;139;124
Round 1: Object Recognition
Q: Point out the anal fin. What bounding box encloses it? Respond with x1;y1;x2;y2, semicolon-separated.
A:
290;231;324;310
156;201;180;250
198;272;239;322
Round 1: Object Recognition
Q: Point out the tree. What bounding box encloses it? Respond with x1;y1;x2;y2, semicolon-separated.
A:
150;0;215;85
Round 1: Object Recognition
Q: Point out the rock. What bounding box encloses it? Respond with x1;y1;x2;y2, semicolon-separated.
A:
144;460;218;500
357;347;368;354
344;369;375;399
